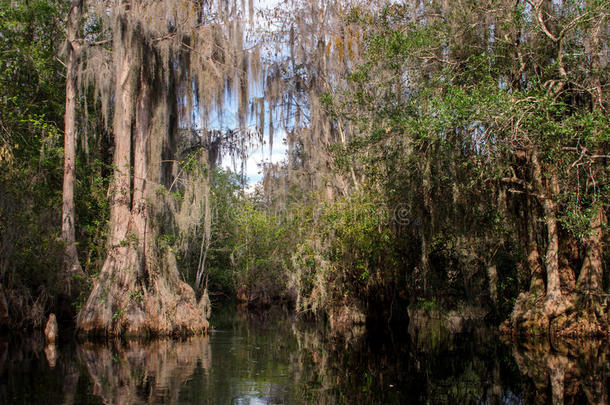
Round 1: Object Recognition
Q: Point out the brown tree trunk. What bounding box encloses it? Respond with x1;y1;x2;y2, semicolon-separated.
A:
526;188;544;295
505;155;552;333
420;157;432;293
542;172;565;316
77;12;209;336
61;0;84;289
577;207;605;294
77;13;137;335
586;0;604;111
107;17;135;249
131;71;151;254
487;263;498;304
530;152;567;317
548;354;568;405
577;6;606;295
420;233;430;293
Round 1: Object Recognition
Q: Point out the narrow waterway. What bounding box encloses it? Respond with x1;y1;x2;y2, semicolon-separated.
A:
1;304;608;404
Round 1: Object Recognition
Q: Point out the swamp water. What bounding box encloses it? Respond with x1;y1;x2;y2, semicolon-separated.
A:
1;305;608;404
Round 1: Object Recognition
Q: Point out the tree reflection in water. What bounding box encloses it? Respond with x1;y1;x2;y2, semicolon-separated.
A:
78;337;211;404
1;309;610;404
509;337;609;404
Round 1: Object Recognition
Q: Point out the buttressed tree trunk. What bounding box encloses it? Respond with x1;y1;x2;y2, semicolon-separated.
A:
577;207;606;295
530;152;567;317
77;8;209;336
542;171;566;317
61;0;85;290
74;0;261;334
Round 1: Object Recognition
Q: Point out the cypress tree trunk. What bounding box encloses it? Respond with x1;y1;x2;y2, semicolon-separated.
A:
577;208;605;294
541;170;566;317
506;191;547;333
61;0;84;289
528;152;567;317
577;7;606;296
77;11;209;337
420;157;432;293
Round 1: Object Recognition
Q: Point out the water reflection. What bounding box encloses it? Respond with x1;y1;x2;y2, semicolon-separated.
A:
508;337;610;404
79;337;211;404
44;343;58;368
289;318;516;404
0;333;90;405
1;307;609;404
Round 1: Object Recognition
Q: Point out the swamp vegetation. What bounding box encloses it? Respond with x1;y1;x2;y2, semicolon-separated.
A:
0;0;609;396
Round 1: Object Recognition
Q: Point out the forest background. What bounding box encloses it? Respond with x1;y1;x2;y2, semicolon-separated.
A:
0;0;608;337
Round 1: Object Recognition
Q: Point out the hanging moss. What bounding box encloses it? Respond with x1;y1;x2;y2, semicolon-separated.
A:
77;0;265;337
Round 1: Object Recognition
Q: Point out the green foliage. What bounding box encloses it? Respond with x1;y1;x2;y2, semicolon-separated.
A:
0;0;115;326
292;190;397;314
412;298;442;313
231;199;293;299
77;158;111;275
0;0;68;324
0;0;607;331
175;169;240;294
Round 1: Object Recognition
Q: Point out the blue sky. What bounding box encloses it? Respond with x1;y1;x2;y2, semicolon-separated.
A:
220;129;288;187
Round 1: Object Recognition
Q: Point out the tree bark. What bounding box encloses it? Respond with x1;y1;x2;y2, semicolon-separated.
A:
77;12;209;336
77;13;137;335
525;197;544;293
420;157;432;293
548;354;567;405
61;0;84;288
577;5;606;295
577;207;605;294
487;263;498;304
586;0;604;111
542;172;564;316
519;192;545;307
107;16;135;248
530;152;566;316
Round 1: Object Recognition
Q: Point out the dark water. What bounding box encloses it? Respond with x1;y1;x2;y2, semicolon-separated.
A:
1;305;609;404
